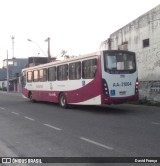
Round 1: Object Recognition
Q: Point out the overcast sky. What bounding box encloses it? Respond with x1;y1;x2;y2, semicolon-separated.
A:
0;0;160;67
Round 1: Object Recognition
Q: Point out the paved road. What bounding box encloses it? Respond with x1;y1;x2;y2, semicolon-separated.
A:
0;91;160;165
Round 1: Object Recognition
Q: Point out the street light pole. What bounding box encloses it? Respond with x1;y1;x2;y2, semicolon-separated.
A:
27;39;47;57
44;37;51;62
11;36;15;58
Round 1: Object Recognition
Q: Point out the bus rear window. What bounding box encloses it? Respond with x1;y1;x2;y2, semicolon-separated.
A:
104;51;136;74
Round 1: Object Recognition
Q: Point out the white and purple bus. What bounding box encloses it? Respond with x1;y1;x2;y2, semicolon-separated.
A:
21;50;138;108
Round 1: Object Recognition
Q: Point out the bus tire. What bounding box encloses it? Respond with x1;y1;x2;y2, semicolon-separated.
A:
29;92;35;102
59;93;68;108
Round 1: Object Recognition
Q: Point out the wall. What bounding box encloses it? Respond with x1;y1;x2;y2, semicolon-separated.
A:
101;5;160;102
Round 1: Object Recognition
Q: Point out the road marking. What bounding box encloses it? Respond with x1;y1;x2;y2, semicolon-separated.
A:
0;107;5;110
80;137;113;150
43;124;62;131
24;116;35;121
11;112;20;115
152;122;160;125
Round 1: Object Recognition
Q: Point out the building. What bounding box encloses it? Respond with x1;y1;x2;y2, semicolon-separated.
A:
100;4;160;102
0;56;54;92
0;58;28;92
28;57;50;67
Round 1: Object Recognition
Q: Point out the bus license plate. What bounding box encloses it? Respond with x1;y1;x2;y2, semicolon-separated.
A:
119;91;126;95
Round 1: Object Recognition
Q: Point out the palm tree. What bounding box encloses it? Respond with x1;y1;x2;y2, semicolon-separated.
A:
61;50;69;58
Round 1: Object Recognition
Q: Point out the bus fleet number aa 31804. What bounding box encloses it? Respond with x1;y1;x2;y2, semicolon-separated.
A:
113;82;132;87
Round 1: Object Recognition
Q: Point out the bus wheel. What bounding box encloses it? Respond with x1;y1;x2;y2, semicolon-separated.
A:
59;93;68;108
29;92;34;102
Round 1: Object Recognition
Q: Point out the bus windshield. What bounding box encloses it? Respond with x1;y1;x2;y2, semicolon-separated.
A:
104;51;136;74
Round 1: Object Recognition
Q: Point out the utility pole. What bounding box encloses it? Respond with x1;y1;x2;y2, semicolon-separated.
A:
11;36;15;58
6;50;9;93
45;37;51;62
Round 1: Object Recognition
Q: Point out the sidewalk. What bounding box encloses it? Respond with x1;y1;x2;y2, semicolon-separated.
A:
0;91;21;96
0;140;29;166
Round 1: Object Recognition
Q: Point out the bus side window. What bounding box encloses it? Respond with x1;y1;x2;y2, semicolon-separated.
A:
82;59;97;79
48;67;56;81
76;64;81;79
33;70;39;82
69;62;81;80
91;65;97;77
21;71;26;87
39;68;47;82
27;71;33;82
57;64;68;80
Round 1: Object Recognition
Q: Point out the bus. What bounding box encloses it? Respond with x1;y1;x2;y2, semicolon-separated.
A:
21;50;138;108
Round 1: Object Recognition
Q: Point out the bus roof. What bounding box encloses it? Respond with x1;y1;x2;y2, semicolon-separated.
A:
22;51;100;71
22;50;135;72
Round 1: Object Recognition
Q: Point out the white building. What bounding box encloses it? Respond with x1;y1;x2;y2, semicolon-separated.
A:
100;4;160;102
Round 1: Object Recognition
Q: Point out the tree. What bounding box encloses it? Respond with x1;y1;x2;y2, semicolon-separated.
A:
61;50;69;59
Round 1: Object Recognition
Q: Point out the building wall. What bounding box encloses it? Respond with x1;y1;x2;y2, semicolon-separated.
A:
101;5;160;102
0;58;28;92
0;81;4;89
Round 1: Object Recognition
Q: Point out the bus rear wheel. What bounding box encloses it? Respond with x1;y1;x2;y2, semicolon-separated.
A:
59;93;68;108
29;92;35;102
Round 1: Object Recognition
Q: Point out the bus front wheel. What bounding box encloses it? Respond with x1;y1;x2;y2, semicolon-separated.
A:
59;93;68;108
